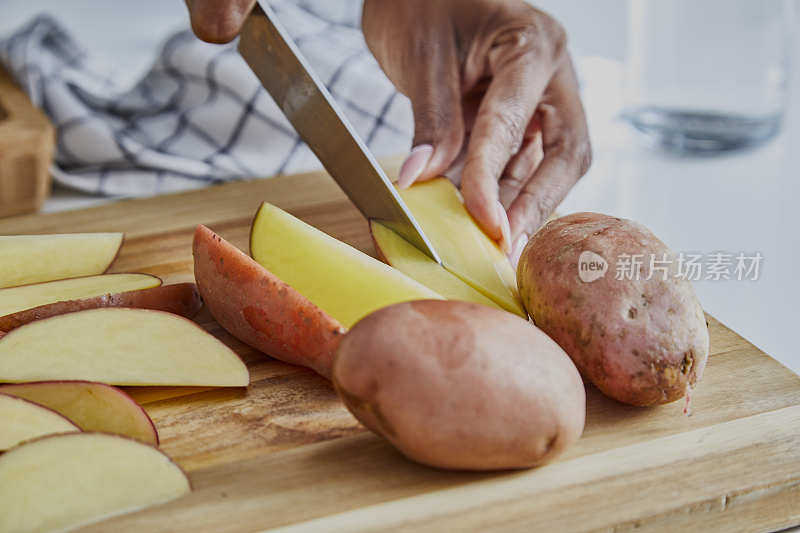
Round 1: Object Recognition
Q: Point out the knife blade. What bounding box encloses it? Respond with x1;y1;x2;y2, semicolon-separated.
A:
238;1;442;264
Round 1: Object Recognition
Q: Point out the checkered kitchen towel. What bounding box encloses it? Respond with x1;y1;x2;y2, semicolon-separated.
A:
0;1;413;196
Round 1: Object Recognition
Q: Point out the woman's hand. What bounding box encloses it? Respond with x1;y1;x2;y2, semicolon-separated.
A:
185;0;591;264
364;0;591;262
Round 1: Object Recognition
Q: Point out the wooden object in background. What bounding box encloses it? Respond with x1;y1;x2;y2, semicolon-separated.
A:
0;64;55;218
1;169;799;531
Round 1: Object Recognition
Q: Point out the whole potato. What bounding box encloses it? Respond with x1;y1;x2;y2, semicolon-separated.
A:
332;300;585;471
517;212;709;406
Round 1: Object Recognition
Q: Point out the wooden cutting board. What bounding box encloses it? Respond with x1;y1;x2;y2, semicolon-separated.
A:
1;168;799;532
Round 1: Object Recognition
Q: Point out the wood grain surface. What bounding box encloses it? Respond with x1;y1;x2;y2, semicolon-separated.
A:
1;167;799;532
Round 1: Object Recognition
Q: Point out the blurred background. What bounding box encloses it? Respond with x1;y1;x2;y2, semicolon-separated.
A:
1;0;798;376
0;1;631;85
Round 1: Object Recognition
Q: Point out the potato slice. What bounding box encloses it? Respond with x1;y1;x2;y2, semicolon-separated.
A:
0;282;201;332
0;432;190;533
194;225;344;378
0;273;161;318
0;308;249;386
250;202;442;328
370;221;500;309
0;393;80;451
0;233;123;288
397;178;526;317
0;381;158;445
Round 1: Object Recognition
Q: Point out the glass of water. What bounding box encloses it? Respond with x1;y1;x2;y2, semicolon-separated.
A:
622;0;794;153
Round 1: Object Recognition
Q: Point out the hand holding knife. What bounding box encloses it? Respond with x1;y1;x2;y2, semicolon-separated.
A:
238;1;442;264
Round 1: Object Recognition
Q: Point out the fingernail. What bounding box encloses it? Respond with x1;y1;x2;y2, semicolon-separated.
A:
496;201;512;255
397;144;433;189
510;232;529;268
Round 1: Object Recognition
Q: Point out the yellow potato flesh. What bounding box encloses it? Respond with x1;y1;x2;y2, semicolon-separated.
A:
0;233;123;288
397;178;526;317
250;202;442;328
0;273;161;317
371;221;499;309
0;381;157;445
0;432;190;533
0;308;249;386
0;394;80;451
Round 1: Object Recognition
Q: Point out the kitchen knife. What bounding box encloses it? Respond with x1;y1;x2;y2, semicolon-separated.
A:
238;1;442;264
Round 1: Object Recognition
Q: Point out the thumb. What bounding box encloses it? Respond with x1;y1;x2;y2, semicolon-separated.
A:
185;0;255;44
397;52;464;188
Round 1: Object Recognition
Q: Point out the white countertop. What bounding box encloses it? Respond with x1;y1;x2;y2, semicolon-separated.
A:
4;1;798;376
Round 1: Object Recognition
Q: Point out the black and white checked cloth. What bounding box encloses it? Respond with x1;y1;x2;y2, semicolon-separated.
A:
0;1;414;196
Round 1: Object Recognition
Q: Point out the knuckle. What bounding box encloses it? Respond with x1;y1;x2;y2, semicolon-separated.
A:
463;150;494;178
413;104;453;142
512;7;568;63
464;147;507;188
536;189;559;220
535;201;556;229
485;107;528;151
542;135;568;158
499;171;526;190
544;135;593;177
521;188;559;232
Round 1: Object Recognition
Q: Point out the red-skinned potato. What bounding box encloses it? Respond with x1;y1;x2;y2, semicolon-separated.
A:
517;212;709;406
0;308;249;386
0;432;190;533
193;225;345;378
333;300;586;471
0;283;201;333
0;393;81;451
0;381;158;445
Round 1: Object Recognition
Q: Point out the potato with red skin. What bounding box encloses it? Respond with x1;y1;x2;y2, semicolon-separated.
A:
517;212;709;406
0;283;201;333
193;225;345;378
333;300;586;471
0;381;158;445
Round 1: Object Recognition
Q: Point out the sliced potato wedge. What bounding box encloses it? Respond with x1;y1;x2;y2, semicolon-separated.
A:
0;432;190;533
0;273;161;318
0;393;80;451
398;178;525;317
0;381;158;445
0;282;200;332
0;308;249;387
0;233;123;288
250;202;442;328
371;220;500;309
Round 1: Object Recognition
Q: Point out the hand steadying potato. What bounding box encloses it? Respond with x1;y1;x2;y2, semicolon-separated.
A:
517;212;709;407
